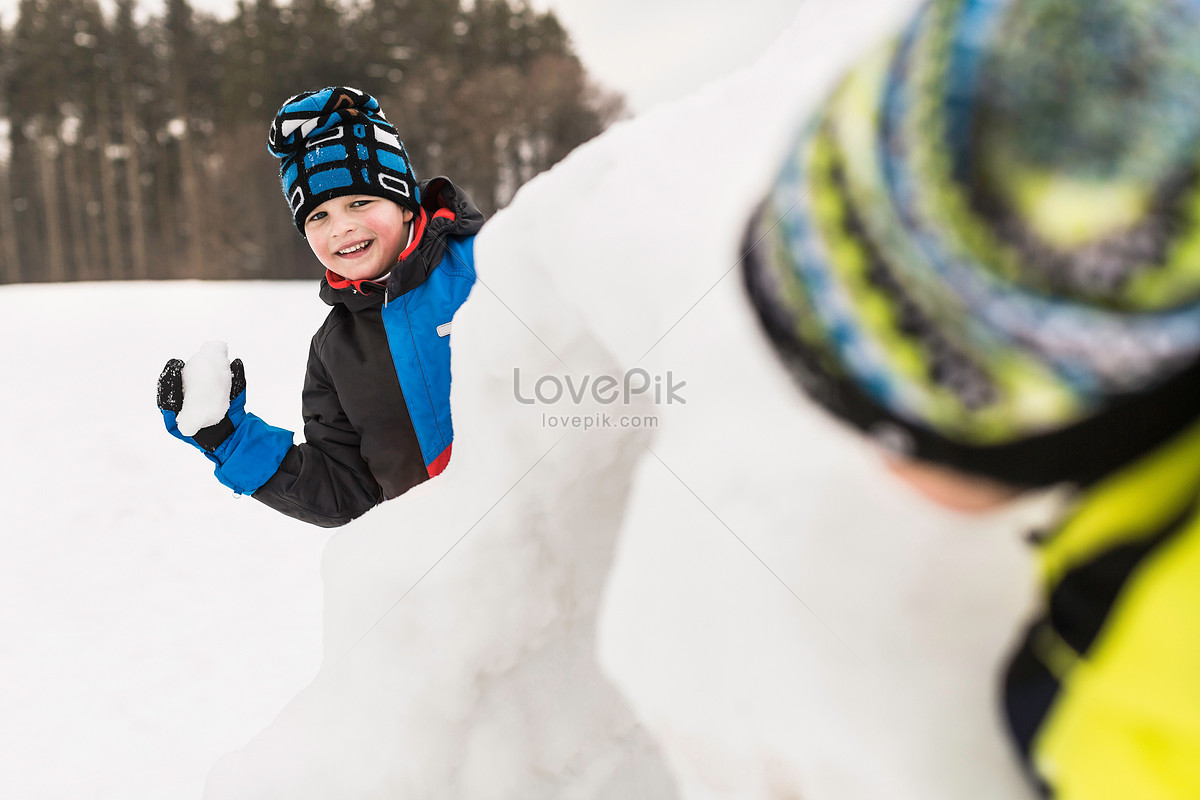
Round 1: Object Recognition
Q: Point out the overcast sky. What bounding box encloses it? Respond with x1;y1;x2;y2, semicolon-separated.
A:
0;0;805;113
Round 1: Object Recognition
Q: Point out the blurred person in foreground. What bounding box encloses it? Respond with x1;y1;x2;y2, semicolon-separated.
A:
744;0;1200;796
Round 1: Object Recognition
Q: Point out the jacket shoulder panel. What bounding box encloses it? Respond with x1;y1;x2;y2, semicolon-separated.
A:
378;245;477;472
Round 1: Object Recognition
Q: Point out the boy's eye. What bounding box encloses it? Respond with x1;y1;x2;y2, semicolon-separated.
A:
350;199;372;208
307;211;327;224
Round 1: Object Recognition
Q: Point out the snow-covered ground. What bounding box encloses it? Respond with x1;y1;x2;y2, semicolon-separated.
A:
0;281;332;799
4;1;1076;797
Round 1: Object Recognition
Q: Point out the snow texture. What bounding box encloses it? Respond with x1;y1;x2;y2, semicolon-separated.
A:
177;340;233;436
200;1;1070;799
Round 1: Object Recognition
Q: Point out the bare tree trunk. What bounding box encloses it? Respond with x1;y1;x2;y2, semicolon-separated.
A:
0;163;20;283
155;150;176;273
176;132;203;277
174;76;206;278
80;145;106;281
37;135;67;282
96;94;126;280
122;94;149;280
60;142;91;279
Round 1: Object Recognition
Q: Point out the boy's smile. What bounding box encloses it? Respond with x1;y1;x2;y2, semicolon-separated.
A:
304;194;414;282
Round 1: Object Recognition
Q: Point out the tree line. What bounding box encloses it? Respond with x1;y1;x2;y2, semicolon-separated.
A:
0;0;623;283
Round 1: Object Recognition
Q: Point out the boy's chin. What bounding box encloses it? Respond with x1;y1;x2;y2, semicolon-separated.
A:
326;260;391;282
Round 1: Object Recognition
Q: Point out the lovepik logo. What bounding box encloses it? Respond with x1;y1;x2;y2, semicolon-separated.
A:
512;368;687;405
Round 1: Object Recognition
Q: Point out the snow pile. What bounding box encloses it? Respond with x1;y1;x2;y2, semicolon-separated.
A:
176;340;233;436
202;1;1066;798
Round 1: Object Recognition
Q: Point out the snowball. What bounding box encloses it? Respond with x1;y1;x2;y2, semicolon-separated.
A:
176;341;233;437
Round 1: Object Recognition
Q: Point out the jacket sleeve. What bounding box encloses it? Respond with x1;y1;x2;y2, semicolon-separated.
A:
252;335;384;528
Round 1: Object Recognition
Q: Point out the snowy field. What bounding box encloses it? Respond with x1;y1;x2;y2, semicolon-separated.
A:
0;282;332;799
2;1;1073;798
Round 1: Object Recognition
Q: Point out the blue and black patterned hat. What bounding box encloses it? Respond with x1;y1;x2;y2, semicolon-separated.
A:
267;86;420;234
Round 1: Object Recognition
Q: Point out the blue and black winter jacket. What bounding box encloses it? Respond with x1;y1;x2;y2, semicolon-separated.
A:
219;177;483;527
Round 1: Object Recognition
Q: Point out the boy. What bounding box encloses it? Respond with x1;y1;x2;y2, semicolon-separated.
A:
742;1;1200;796
157;86;484;527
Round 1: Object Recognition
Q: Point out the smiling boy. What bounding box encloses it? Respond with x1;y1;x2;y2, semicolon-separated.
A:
157;86;485;527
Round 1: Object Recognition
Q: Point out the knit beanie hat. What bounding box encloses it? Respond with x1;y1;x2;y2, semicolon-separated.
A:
267;86;420;234
743;0;1200;487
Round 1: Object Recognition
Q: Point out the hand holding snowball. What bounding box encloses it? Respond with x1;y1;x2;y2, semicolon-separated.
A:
157;341;293;497
157;341;247;453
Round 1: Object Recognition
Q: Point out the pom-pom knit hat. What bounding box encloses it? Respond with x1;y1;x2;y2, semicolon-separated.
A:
268;86;420;234
743;0;1200;487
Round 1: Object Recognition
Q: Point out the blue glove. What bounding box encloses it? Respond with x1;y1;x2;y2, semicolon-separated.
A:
157;358;244;454
157;357;293;495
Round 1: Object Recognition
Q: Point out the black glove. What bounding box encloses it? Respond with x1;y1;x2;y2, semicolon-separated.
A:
157;358;247;453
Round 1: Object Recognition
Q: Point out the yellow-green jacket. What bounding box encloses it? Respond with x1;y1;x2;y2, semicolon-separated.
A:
1004;419;1200;798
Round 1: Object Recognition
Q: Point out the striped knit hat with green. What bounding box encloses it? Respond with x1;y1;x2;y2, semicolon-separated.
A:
744;0;1200;487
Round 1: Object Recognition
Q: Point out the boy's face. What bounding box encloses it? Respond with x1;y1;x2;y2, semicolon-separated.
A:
303;194;414;281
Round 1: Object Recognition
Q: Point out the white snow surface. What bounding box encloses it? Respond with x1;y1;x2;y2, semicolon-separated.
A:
0;282;331;800
177;340;233;437
5;3;1074;798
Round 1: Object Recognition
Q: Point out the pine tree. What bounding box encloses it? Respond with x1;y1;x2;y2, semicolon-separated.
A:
288;0;359;90
0;19;20;283
110;0;153;280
